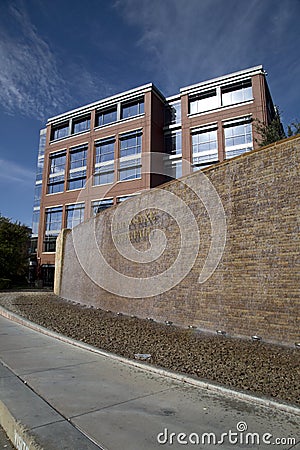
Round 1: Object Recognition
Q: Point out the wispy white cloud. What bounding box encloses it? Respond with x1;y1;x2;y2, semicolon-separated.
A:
0;158;35;184
114;0;297;95
66;62;115;105
0;0;115;120
0;2;72;119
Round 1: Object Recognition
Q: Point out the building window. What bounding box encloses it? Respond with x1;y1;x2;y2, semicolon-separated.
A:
31;210;40;237
221;81;252;107
192;127;218;170
119;157;141;181
68;171;87;190
72;115;90;134
164;130;182;179
164;130;182;155
164;159;182;179
47;151;66;194
29;237;38;255
69;145;87;169
95;138;115;163
224;118;253;159
118;130;142;181
174;160;182;178
189;90;218;114
66;203;85;229
35;156;44;182
119;130;142;158
50;121;69;141
165;101;181;125
121;98;144;119
94;165;114;185
96;106;118;127
48;177;65;194
45;206;62;233
44;206;62;252
33;184;42;208
43;236;57;253
41;265;55;287
35;129;46;182
94;138;115;186
117;195;137;203
38;129;46;157
91;198;114;215
68;145;87;191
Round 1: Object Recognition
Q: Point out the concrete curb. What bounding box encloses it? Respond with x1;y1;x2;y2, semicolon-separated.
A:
1;306;299;419
0;400;43;450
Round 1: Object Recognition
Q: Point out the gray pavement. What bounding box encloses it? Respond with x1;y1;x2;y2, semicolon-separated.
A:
0;313;299;450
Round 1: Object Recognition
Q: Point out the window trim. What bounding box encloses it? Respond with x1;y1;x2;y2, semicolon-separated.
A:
221;80;253;107
93;163;115;187
71;114;91;135
91;198;114;216
65;203;85;229
120;97;144;120
189;89;218;115
50;121;70;141
47;151;66;194
164;129;182;156
95;106;118;128
118;155;142;182
44;206;63;252
191;126;219;169
164;100;182;126
116;193;139;203
94;137;116;165
223;116;253;159
93;137;116;186
67;170;87;191
119;129;142;159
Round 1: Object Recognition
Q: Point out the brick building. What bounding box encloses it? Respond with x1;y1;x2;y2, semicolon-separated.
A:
30;65;276;286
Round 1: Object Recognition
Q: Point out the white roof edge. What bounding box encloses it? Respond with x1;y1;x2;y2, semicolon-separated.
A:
165;94;181;102
180;65;264;95
47;83;158;125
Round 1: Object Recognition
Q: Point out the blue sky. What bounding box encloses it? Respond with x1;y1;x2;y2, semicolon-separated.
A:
0;0;299;227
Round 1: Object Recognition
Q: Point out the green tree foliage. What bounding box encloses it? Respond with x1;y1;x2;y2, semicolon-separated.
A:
255;107;300;147
287;121;300;137
0;214;31;286
255;108;286;147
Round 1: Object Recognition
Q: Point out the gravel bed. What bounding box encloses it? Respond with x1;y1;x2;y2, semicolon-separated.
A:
0;291;299;407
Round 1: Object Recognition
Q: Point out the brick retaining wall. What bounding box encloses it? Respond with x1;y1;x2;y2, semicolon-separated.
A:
56;136;300;346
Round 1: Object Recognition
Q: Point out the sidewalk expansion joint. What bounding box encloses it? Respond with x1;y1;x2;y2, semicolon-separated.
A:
17;359;99;377
69;387;175;419
30;419;66;430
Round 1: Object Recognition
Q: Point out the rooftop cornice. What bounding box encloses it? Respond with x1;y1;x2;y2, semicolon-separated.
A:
47;83;165;125
165;94;181;103
180;65;264;95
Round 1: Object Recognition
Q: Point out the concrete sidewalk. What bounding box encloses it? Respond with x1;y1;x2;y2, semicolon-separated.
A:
0;312;299;450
